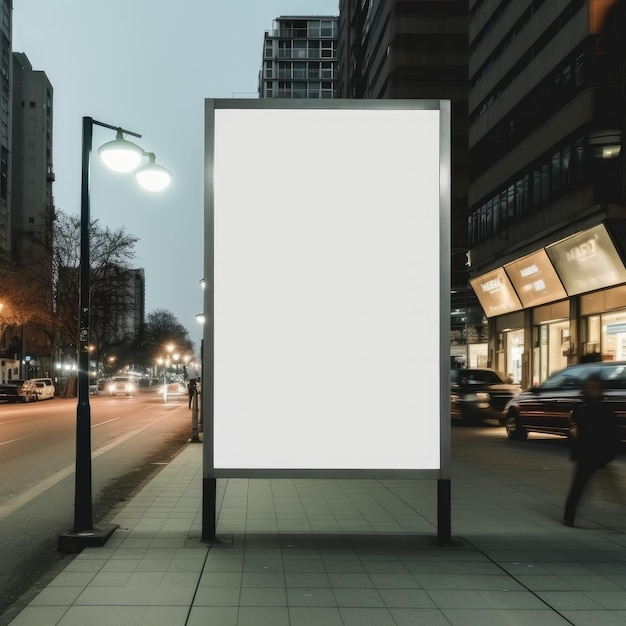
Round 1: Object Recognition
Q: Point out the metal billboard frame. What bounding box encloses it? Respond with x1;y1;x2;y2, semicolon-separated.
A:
202;98;451;542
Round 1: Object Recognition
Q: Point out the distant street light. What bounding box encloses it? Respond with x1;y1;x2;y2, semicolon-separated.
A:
59;117;172;554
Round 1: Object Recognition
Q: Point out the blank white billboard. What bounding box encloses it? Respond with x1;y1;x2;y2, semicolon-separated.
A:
205;100;450;477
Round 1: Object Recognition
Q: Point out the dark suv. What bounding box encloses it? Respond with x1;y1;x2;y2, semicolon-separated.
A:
451;368;521;423
504;362;626;440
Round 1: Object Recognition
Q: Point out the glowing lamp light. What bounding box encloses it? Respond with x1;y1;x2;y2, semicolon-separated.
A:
98;129;144;173
135;153;172;192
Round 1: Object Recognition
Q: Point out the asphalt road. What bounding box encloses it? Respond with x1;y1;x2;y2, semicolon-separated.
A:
0;388;194;624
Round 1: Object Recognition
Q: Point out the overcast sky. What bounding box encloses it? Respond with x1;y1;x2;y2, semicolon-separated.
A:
12;0;339;350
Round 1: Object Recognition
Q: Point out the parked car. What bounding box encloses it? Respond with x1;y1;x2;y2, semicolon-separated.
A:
31;377;55;400
451;368;521;423
0;379;39;403
104;377;137;397
504;362;626;440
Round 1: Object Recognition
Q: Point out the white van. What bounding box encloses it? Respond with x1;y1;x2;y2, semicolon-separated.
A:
31;377;55;400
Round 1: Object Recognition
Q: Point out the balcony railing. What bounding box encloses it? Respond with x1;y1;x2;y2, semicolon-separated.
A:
276;69;337;80
266;28;337;39
275;90;337;99
275;49;336;60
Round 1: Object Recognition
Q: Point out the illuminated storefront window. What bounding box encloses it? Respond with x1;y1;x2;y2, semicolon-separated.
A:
588;312;626;361
506;329;524;384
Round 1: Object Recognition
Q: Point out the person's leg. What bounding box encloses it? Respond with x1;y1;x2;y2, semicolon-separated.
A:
564;462;596;524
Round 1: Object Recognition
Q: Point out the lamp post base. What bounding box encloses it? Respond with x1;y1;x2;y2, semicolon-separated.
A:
58;523;119;554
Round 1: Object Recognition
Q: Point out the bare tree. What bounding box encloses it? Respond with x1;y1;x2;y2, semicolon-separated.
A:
141;308;195;365
53;210;139;355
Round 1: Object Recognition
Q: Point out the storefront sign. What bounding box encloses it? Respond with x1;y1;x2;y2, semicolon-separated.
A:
470;268;523;318
204;99;450;478
505;250;567;308
546;224;626;296
606;323;626;335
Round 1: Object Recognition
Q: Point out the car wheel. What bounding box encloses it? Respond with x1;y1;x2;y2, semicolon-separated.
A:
505;411;527;441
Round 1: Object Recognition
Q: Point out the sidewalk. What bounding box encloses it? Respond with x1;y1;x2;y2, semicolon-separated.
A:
8;438;626;626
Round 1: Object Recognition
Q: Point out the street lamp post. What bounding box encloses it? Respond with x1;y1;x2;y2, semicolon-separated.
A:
59;117;171;554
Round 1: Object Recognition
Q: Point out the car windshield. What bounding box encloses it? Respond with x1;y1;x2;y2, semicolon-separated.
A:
599;364;626;389
541;365;607;390
453;370;503;385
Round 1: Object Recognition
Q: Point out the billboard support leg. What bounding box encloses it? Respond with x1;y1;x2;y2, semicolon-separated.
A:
437;479;452;545
202;477;217;541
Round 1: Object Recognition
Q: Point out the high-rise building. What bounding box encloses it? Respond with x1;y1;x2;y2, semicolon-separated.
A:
338;0;483;366
467;0;626;387
0;0;11;264
117;268;145;344
11;52;54;269
259;16;339;99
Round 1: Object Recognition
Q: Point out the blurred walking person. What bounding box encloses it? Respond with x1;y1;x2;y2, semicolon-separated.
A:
188;379;197;410
564;373;619;526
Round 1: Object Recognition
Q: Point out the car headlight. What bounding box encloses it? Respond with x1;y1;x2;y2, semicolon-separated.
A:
463;392;490;403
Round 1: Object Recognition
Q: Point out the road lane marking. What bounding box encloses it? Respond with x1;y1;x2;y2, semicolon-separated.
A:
92;417;121;428
0;435;35;447
0;418;33;426
0;408;185;521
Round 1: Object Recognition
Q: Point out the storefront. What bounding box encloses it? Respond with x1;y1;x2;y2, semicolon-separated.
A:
490;311;525;384
532;301;570;385
581;284;626;361
470;222;626;388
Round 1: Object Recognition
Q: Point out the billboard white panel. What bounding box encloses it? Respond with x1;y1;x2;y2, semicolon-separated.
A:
205;100;449;477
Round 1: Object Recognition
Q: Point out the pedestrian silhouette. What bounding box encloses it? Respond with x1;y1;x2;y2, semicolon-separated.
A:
188;379;196;410
564;373;619;526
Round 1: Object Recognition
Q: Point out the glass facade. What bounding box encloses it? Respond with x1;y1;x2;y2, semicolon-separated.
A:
586;311;626;361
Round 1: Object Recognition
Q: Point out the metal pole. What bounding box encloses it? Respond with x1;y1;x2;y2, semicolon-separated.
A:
202;477;217;541
74;116;94;533
59;117;143;552
437;479;452;545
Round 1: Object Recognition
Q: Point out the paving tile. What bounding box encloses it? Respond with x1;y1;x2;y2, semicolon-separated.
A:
151;572;199;605
89;571;134;587
514;575;575;591
56;606;147;626
361;560;408;573
332;588;385;607
29;587;85;606
561;611;626;626
327;572;374;588
238;587;287;606
378;588;435;608
283;559;326;572
7;606;67;626
390;608;452;625
443;609;571;626
286;587;336;607
285;572;330;588
583;591;626;610
193;586;241;606
339;607;396;626
199;572;243;587
322;560;366;573
288;607;344;626
187;606;238;626
427;590;547;610
236;606;289;626
413;573;522;591
240;572;285;587
368;573;420;589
